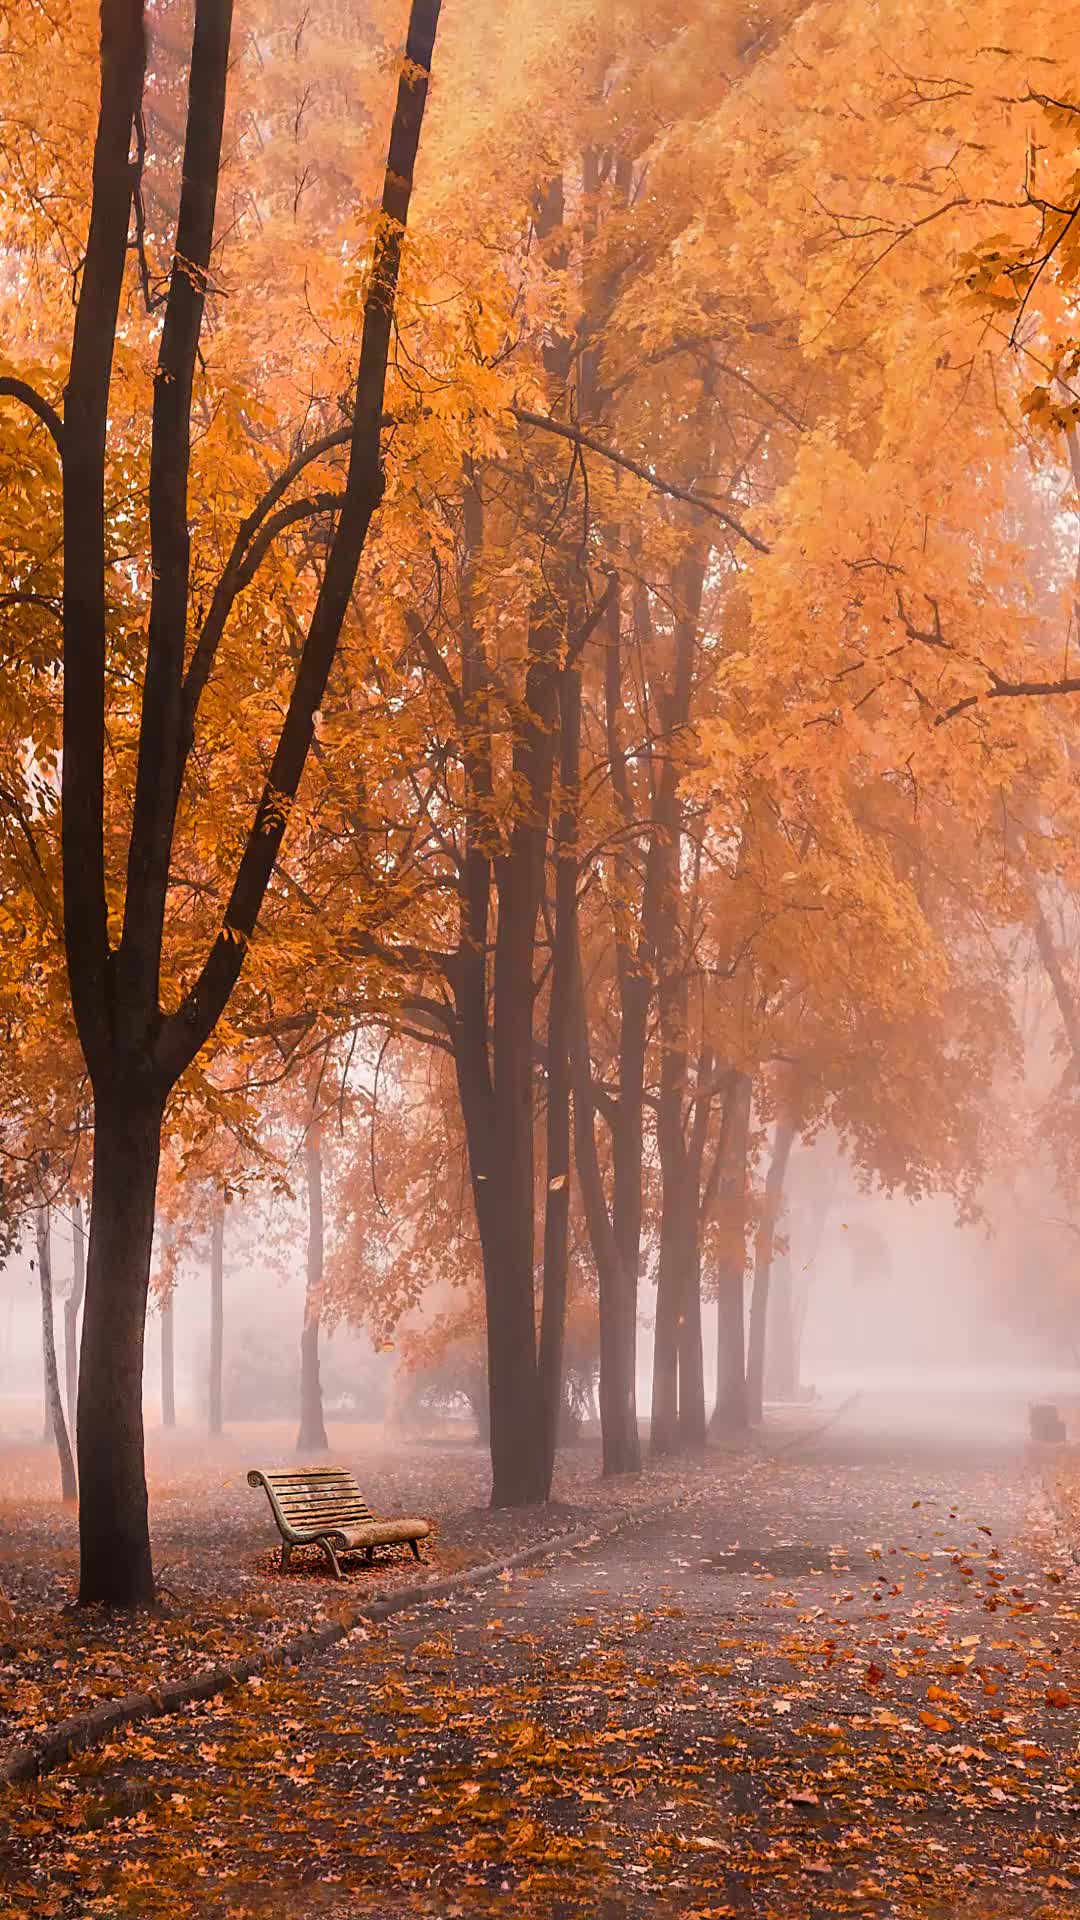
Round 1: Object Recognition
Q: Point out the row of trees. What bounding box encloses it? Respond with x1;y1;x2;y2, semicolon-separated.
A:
6;0;1080;1604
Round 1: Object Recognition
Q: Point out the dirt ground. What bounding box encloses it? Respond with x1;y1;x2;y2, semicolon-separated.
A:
1;1389;1077;1919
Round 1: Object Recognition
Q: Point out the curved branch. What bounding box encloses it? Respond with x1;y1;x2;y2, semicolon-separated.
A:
177;491;345;791
511;409;770;554
0;377;64;459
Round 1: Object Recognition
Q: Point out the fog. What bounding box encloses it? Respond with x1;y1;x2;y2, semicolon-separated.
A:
4;1161;1077;1450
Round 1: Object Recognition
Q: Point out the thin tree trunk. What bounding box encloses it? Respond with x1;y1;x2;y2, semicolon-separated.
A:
570;937;641;1476
708;1072;752;1436
208;1196;224;1436
64;1197;86;1437
538;661;581;1491
764;1249;799;1400
77;1085;164;1606
677;1230;706;1447
297;1122;329;1453
746;1118;797;1424
161;1290;176;1428
37;1207;77;1503
1033;892;1080;1063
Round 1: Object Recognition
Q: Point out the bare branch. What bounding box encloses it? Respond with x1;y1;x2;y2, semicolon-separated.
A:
511;410;770;554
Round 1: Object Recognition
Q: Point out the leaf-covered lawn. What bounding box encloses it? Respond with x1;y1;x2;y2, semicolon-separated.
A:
2;1423;1076;1919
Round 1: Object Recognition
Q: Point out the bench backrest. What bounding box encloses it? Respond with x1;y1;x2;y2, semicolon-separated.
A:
248;1466;375;1535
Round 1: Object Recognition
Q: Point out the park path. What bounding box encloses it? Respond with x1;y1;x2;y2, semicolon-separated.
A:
2;1388;1077;1919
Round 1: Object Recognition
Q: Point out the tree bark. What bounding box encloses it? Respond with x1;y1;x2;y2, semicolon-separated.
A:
746;1117;797;1425
708;1072;752;1436
77;1084;164;1605
538;662;581;1491
64;1197;86;1438
297;1122;329;1453
37;1207;77;1503
160;1289;176;1429
208;1196;224;1437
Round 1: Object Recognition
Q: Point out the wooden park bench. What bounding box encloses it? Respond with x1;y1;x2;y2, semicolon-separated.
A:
247;1465;431;1579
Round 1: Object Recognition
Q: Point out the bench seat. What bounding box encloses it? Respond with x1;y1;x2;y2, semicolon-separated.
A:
248;1466;431;1579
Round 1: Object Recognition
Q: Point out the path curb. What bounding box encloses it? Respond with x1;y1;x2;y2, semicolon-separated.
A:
0;1398;850;1791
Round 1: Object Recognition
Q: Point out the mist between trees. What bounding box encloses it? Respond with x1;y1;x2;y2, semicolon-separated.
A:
3;0;1080;1606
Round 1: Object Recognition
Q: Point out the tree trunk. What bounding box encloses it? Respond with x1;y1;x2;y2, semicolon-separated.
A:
297;1122;329;1453
651;1212;681;1458
709;1075;753;1437
746;1118;797;1424
677;1231;706;1447
208;1196;224;1436
64;1197;86;1438
160;1290;176;1429
77;1085;164;1606
58;0;442;1608
570;937;641;1477
37;1207;77;1503
538;662;581;1492
764;1249;799;1400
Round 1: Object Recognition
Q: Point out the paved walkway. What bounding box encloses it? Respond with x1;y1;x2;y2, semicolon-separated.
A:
2;1390;1076;1919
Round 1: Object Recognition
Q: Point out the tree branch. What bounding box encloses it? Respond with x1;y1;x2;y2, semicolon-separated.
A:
155;0;443;1084
0;377;64;458
511;410;770;554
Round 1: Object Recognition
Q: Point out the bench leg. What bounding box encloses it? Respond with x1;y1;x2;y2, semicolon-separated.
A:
409;1539;424;1562
319;1539;343;1581
279;1542;292;1574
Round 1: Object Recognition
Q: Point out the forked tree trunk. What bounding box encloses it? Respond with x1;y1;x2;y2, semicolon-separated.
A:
746;1119;797;1424
65;1197;86;1436
59;0;441;1606
208;1196;224;1436
160;1290;176;1428
297;1123;329;1454
37;1207;77;1503
77;1087;164;1606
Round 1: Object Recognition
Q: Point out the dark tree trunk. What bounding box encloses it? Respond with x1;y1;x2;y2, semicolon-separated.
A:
570;935;641;1477
538;662;581;1491
646;546;707;1460
64;1197;86;1437
37;1207;77;1503
208;1196;224;1436
651;1080;708;1456
650;1023;691;1456
677;1233;706;1447
450;471;545;1506
746;1118;797;1425
297;1123;329;1453
709;1072;752;1437
651;1218;681;1457
160;1289;176;1428
77;1085;164;1606
55;1;441;1606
